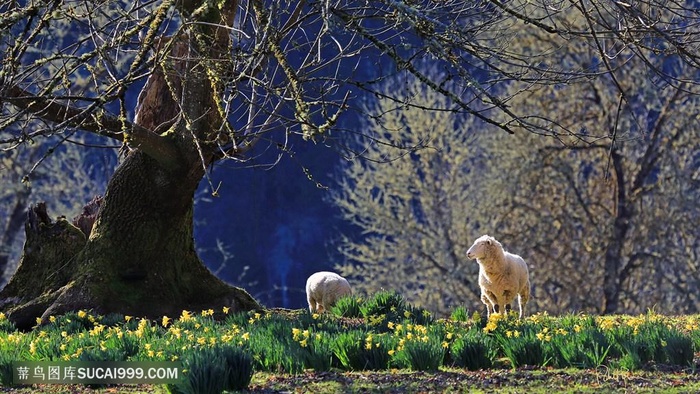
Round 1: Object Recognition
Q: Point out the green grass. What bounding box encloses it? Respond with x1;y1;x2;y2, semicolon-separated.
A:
0;299;698;392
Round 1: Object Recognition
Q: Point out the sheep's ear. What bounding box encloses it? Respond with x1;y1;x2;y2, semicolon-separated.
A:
486;239;492;245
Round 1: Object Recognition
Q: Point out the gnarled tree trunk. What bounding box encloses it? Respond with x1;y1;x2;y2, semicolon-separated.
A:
0;148;259;329
0;10;261;328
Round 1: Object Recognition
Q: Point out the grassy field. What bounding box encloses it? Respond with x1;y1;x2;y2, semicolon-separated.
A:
0;292;698;393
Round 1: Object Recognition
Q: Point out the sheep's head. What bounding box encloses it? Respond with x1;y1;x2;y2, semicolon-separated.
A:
466;235;497;260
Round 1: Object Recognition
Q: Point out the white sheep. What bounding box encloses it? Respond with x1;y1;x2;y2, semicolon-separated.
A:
305;271;352;314
466;235;531;318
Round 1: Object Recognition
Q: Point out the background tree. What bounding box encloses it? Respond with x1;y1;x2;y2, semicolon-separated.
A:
332;2;700;316
2;0;700;326
479;2;700;315
481;86;700;312
330;71;492;316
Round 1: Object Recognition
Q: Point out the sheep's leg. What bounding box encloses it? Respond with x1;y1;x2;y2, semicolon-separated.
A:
320;294;337;314
504;304;512;315
484;290;502;316
485;304;494;317
481;293;495;317
518;285;530;319
308;296;318;313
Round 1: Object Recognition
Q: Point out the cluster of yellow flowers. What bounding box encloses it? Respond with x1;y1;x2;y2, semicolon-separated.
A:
481;311;584;342
179;310;193;322
388;321;432;354
597;318;618;331
595;312;671;335
216;324;249;344
535;327;552;342
483;313;507;333
527;311;551;325
291;327;322;348
0;307;258;365
248;312;263;325
364;334;381;350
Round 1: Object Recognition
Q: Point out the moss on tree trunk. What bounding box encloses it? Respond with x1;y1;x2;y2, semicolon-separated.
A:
0;150;260;330
1;23;262;329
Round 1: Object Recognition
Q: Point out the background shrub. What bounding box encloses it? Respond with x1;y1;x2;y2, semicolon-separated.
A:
495;327;548;368
548;327;610;368
663;331;695;367
332;330;394;371
361;291;406;319
450;307;470;323
246;317;304;373
396;336;444;371
450;330;495;370
331;296;363;318
168;345;253;394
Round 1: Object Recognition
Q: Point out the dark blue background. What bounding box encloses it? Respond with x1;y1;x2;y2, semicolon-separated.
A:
193;142;350;309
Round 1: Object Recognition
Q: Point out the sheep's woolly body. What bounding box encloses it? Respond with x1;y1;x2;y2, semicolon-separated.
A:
467;235;531;318
305;271;352;313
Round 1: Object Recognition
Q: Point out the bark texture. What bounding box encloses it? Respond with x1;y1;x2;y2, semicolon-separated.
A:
0;25;261;328
0;153;260;329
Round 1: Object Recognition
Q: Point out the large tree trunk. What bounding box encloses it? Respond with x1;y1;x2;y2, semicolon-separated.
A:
0;150;259;329
0;20;261;328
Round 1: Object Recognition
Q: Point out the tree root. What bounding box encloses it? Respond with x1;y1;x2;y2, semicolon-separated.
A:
0;202;261;330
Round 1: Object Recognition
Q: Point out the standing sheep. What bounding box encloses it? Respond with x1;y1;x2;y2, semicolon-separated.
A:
305;271;352;314
466;235;531;318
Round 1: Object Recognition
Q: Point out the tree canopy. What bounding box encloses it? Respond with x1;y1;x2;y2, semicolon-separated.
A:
4;0;700;154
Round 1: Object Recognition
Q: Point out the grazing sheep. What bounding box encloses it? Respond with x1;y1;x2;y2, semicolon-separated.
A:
305;271;352;313
466;235;531;318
